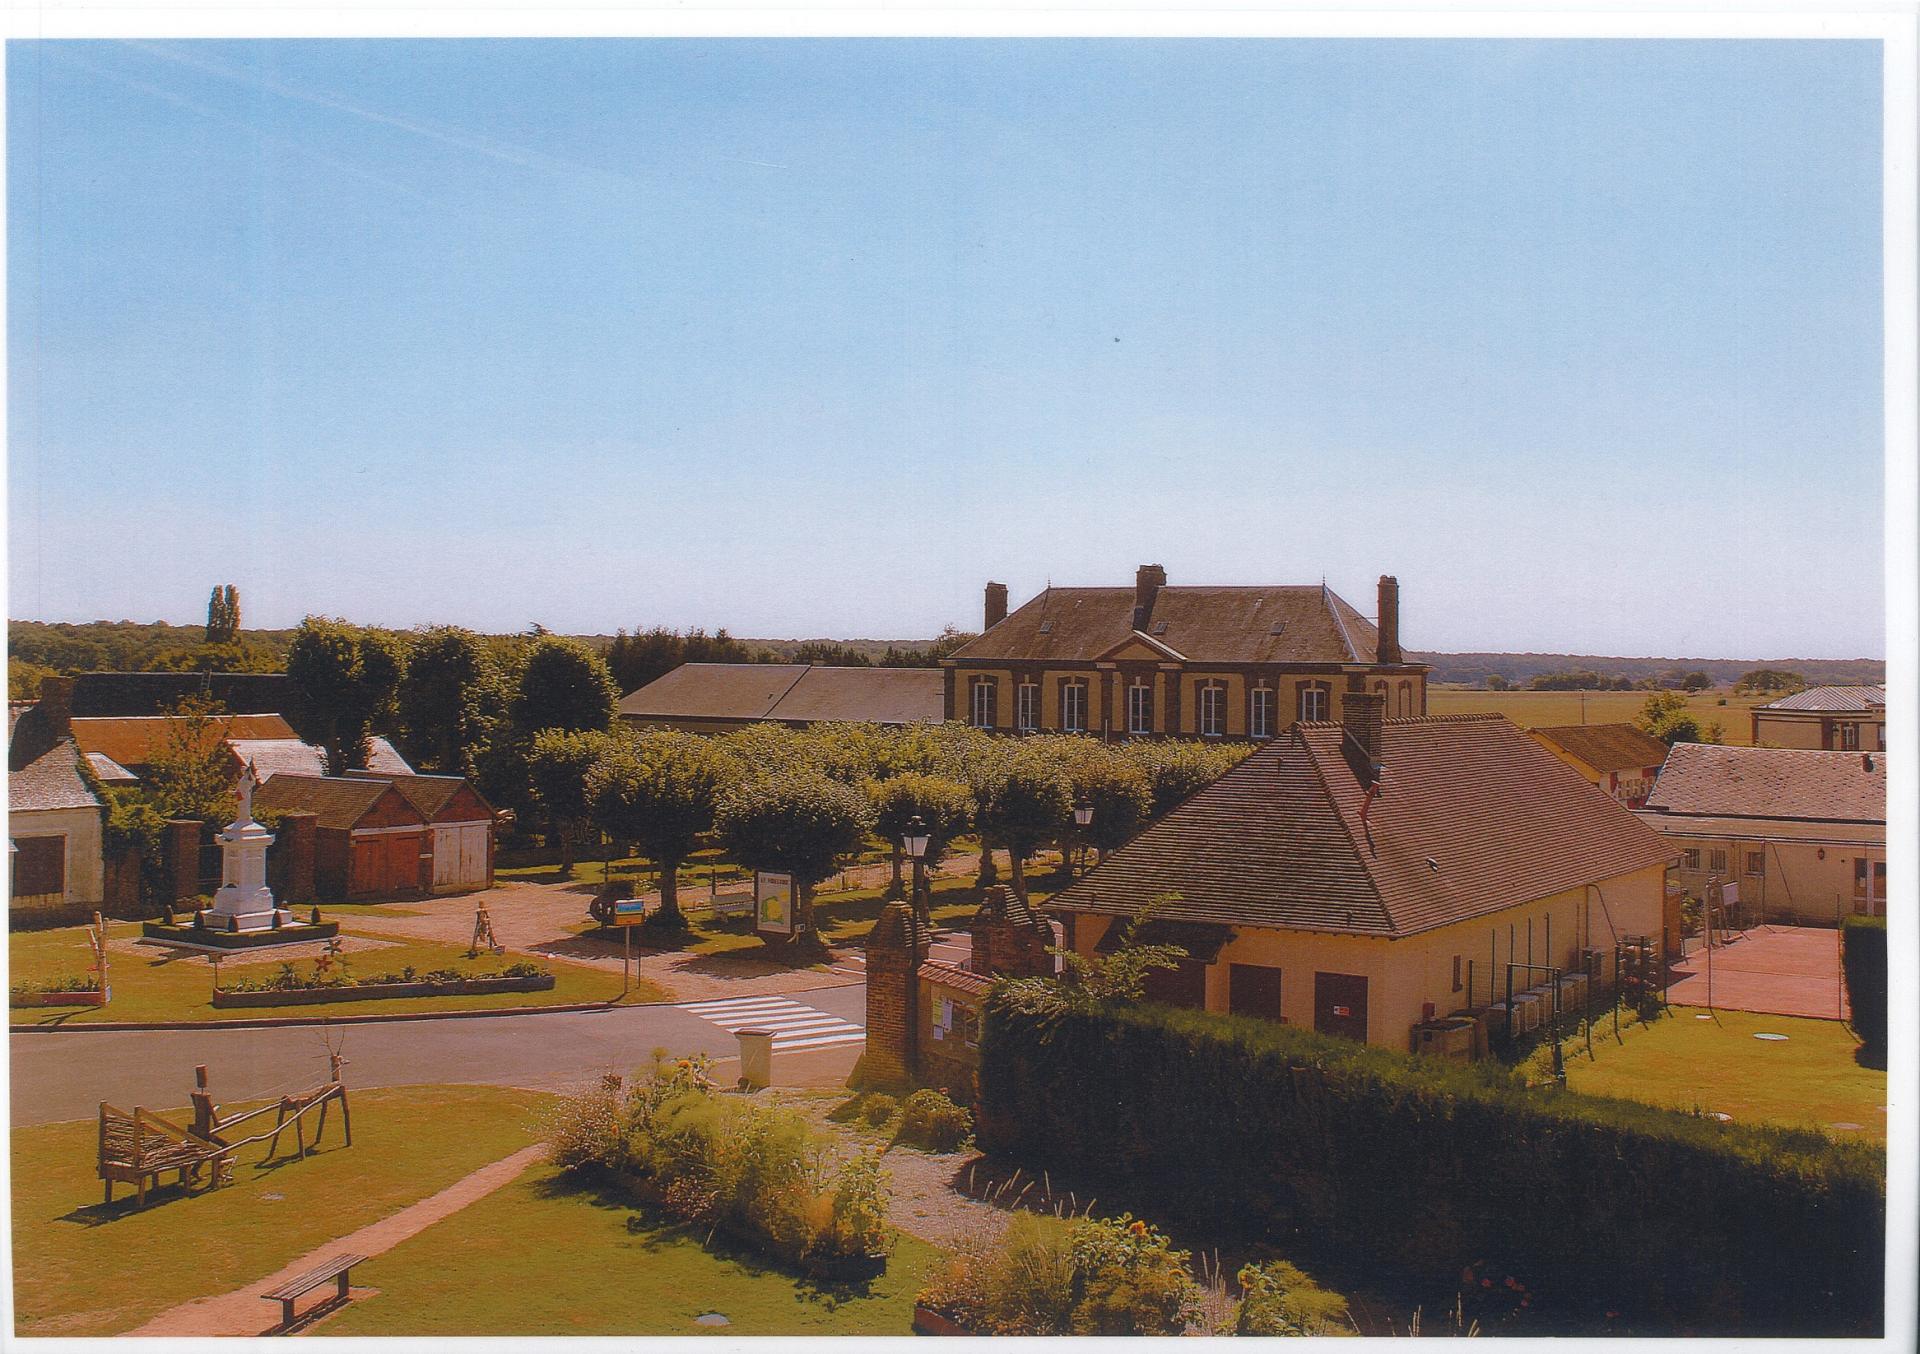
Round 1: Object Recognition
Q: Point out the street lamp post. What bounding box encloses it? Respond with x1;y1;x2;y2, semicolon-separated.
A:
1072;799;1094;877
903;814;930;926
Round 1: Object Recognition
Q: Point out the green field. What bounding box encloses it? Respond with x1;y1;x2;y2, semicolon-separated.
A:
1428;687;1766;744
9;921;656;1026
322;1161;943;1336
1565;1006;1886;1140
9;1085;555;1337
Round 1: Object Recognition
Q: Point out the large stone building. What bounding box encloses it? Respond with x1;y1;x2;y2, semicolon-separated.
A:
1044;700;1672;1050
1638;743;1887;922
940;566;1427;739
1750;685;1885;752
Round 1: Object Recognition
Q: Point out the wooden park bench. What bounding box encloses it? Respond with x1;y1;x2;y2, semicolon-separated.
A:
261;1252;364;1330
98;1103;225;1208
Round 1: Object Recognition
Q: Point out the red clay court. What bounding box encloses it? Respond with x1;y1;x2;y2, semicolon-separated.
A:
1665;923;1851;1021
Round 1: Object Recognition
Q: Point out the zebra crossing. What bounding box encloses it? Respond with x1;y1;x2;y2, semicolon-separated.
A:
675;994;866;1052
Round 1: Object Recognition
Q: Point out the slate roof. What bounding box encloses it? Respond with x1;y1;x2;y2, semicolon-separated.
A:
1641;744;1885;825
1047;714;1670;939
84;752;140;784
1528;723;1671;775
947;584;1396;666
254;774;410;830
618;663;943;726
8;737;103;813
1756;685;1885;714
70;714;299;770
230;737;412;782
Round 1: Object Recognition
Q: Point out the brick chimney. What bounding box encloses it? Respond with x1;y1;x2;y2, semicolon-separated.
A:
1342;689;1387;785
1132;564;1167;630
1376;575;1402;664
984;581;1009;631
38;676;75;738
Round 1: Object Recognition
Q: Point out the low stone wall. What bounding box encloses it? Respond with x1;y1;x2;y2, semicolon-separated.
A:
211;973;555;1008
141;920;340;949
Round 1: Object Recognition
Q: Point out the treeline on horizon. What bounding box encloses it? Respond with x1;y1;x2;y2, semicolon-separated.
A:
8;617;1888;701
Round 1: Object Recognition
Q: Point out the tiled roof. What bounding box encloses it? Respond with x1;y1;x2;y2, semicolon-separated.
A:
618;663;942;726
346;771;493;821
1642;744;1885;824
1527;723;1672;775
70;714;298;769
947;584;1397;666
1756;685;1885;713
230;737;412;781
8;737;102;813
920;959;995;998
254;774;408;831
1636;813;1885;848
1048;714;1670;939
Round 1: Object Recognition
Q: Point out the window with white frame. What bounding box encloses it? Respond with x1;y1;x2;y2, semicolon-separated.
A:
1127;679;1154;735
1681;848;1702;871
969;678;997;728
1249;685;1275;739
1298;683;1329;722
1197;682;1227;737
1061;681;1088;734
1708;849;1727;874
1015;681;1041;732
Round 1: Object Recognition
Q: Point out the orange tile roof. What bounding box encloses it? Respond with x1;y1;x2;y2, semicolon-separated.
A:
1528;723;1672;775
1048;714;1670;938
70;714;297;769
1643;744;1885;824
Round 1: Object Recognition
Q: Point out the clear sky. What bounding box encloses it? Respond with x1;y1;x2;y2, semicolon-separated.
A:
6;38;1886;657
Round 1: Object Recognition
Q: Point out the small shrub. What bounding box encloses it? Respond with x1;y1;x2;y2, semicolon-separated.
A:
861;1093;898;1127
543;1074;626;1172
1235;1258;1351;1335
1067;1214;1203;1335
897;1088;972;1151
1842;916;1886;1059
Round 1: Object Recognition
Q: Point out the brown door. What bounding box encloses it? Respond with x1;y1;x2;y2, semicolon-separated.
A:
1229;964;1283;1020
1313;972;1369;1042
1142;958;1208;1009
10;835;65;899
349;836;384;897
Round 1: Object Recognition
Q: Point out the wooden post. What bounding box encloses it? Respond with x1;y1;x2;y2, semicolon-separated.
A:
191;1065;215;1140
623;926;631;998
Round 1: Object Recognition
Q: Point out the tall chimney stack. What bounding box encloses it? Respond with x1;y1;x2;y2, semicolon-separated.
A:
1342;689;1387;785
1133;564;1167;630
38;676;75;739
1376;575;1402;665
984;581;1009;631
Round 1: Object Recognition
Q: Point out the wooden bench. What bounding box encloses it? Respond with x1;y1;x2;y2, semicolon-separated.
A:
261;1252;364;1330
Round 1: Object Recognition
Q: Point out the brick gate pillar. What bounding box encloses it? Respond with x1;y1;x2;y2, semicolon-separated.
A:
863;900;930;1088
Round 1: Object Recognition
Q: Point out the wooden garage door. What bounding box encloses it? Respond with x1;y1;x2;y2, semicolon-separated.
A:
1229;964;1283;1021
1142;957;1208;1010
350;832;426;898
1313;972;1369;1042
433;824;490;889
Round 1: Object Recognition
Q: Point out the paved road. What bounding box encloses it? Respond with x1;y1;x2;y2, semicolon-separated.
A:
9;983;867;1127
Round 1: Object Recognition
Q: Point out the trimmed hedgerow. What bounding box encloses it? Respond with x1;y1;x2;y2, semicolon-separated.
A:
1841;915;1886;1060
977;991;1884;1336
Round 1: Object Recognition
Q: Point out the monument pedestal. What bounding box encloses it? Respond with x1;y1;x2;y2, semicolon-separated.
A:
202;782;293;933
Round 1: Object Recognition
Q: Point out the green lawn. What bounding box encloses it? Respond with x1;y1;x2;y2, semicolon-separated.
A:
1428;687;1765;744
1565;1006;1886;1139
10;921;656;1026
323;1162;944;1337
10;1084;556;1337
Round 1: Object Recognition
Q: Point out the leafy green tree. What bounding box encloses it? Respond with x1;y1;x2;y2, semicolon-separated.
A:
397;626;501;774
147;693;238;824
1121;740;1246;819
286;617;406;773
588;732;731;924
790;640;872;667
868;772;974;905
1681;671;1713;692
1735;668;1807;695
715;771;874;936
972;744;1074;901
1635;691;1723;747
605;626;762;694
1484;674;1510;692
513;636;617;735
1046;739;1152;857
205;584;240;644
526;728;617;872
8;658;58;702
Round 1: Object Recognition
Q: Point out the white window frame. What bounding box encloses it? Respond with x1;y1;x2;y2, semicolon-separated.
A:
1127;680;1154;735
1708;849;1727;874
1015;681;1041;733
1250;685;1274;739
969;679;995;728
1198;683;1226;737
1681;848;1702;871
1061;681;1088;734
1298;684;1329;723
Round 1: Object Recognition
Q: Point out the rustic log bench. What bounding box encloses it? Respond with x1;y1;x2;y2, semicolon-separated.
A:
261;1253;364;1329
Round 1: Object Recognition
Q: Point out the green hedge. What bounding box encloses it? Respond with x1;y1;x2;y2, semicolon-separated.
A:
1841;916;1887;1058
978;993;1884;1335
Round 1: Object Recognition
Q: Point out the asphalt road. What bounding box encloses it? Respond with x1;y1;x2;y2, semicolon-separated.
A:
9;983;867;1127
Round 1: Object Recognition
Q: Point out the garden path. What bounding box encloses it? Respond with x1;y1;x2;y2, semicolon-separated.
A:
124;1143;547;1338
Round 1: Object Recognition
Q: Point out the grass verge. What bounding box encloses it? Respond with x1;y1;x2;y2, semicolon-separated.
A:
9;1084;556;1337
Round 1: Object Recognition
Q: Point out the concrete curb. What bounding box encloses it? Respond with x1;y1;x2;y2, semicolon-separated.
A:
7;976;866;1035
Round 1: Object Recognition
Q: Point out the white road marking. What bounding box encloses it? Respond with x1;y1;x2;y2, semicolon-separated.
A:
676;994;865;1050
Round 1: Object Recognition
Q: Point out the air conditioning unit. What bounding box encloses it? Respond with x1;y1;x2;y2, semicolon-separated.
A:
1555;973;1590;1011
1511;992;1543;1032
1412;1017;1476;1063
1451;1007;1496;1059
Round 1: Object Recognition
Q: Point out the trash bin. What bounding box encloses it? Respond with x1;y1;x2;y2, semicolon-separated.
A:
737;1029;773;1089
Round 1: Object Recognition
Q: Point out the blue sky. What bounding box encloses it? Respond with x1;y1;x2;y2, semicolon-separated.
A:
6;38;1885;656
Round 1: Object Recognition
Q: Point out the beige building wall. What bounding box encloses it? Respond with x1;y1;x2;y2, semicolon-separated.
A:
1655;828;1886;921
1751;712;1886;751
9;806;106;911
1070;863;1667;1049
956;665;1427;737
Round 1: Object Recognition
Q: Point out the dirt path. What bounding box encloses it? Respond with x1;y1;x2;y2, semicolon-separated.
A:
125;1143;547;1338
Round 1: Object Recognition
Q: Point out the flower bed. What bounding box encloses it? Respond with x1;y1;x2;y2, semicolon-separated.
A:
10;980;110;1009
212;963;555;1008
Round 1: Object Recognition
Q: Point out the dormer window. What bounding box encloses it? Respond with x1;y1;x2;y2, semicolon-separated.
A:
1151;620;1168;635
1037;620;1053;634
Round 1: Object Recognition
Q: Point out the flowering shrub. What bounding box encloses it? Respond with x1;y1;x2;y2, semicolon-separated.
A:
545;1052;893;1275
220;960;551;993
1234;1258;1352;1335
10;974;102;999
896;1088;971;1151
860;1092;899;1127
